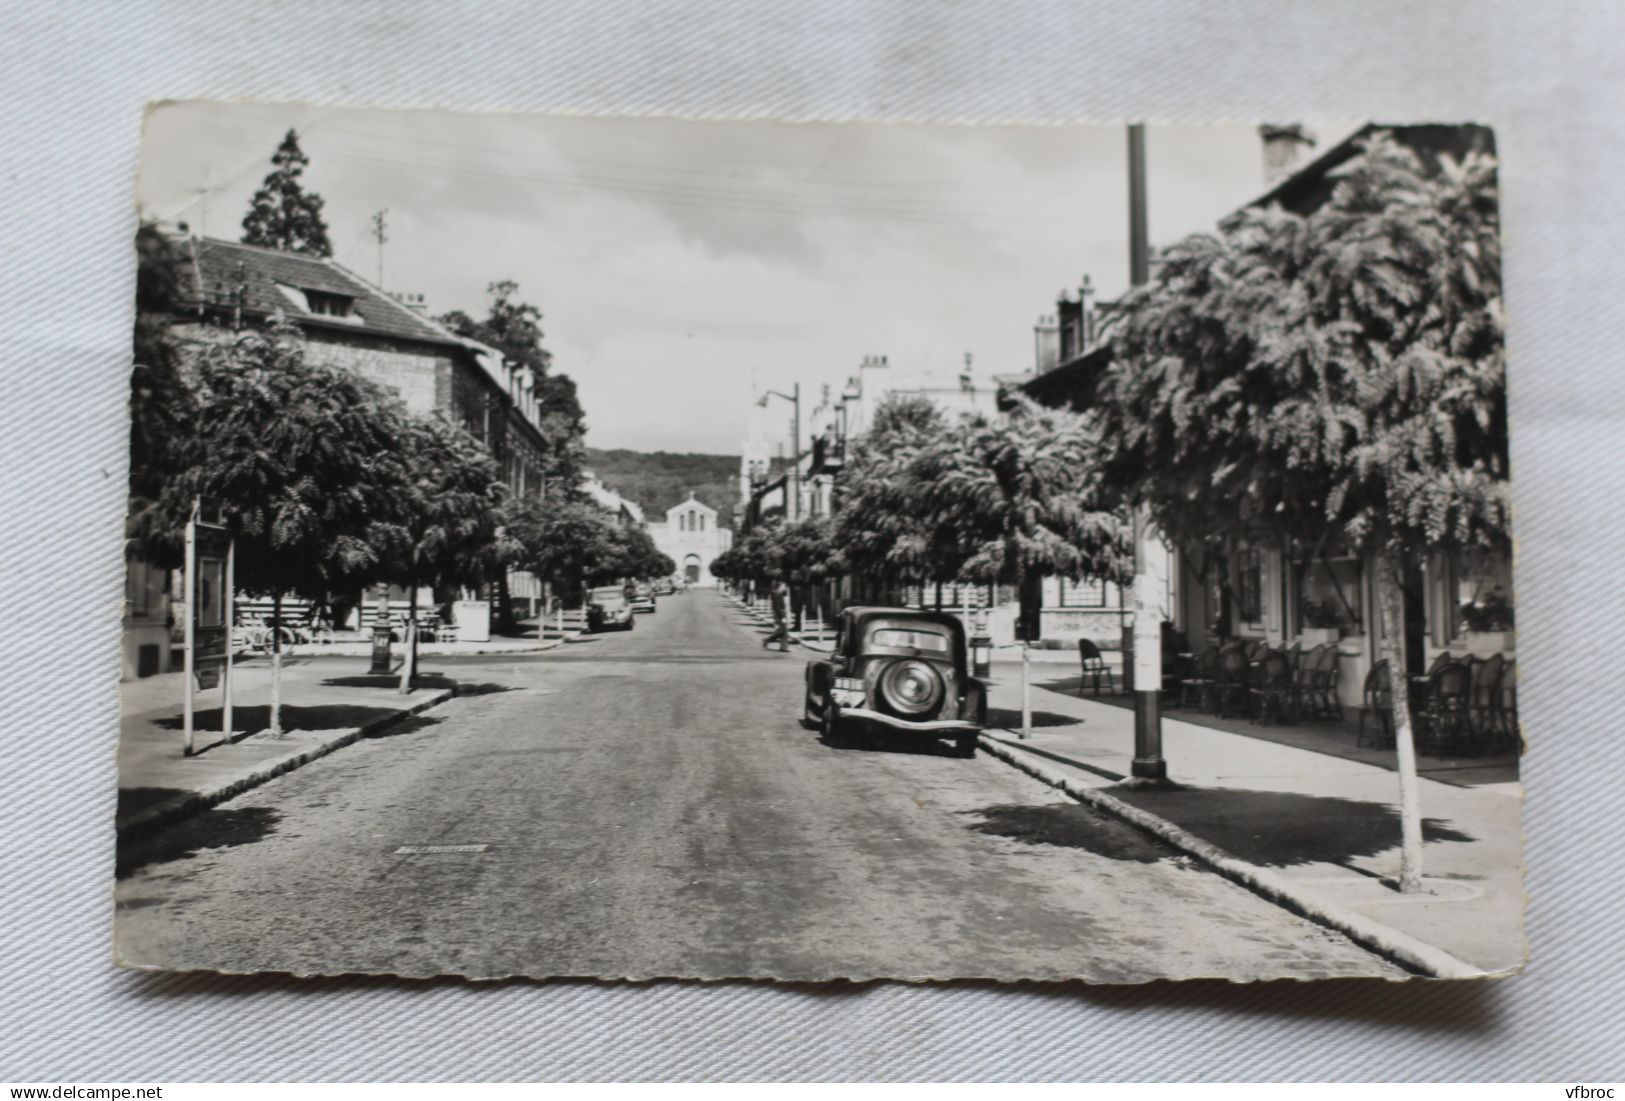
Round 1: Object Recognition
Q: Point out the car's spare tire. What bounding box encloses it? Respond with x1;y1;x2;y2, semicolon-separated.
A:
874;659;946;718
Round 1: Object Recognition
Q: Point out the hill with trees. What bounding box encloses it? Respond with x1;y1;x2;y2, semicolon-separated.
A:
584;448;740;527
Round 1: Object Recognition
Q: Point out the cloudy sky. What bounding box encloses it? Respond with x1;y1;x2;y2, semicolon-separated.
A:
137;102;1356;454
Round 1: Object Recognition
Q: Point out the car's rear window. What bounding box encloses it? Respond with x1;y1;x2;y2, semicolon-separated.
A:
870;628;950;653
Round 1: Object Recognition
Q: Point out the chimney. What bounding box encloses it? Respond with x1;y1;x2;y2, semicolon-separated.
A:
1033;313;1060;373
1259;124;1316;186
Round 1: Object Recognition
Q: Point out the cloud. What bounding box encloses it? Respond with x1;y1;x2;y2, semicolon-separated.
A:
138;104;1276;453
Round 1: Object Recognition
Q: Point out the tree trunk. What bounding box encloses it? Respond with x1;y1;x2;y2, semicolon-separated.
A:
399;573;418;695
269;590;284;737
495;570;514;632
1021;643;1032;740
1377;551;1427;893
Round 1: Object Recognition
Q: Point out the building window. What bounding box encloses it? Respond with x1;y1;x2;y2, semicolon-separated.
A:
302;289;354;317
698;513;705;532
125;559;166;619
1299;556;1363;634
1238;547;1263;625
1058;577;1107;608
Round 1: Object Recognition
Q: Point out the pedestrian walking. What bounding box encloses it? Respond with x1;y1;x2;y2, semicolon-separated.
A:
762;580;792;652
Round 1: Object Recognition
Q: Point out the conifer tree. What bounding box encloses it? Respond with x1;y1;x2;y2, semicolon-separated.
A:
241;129;333;256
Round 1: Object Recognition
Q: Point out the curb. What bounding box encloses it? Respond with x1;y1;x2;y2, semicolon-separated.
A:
274;640;566;659
116;687;456;843
976;734;1488;980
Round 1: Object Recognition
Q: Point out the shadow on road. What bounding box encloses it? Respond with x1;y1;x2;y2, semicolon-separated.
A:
154;704;405;737
318;674;518;698
820;730;969;759
451;682;521;697
1108;786;1476;867
117;804;283;879
362;714;444;740
118;785;192;822
321;673;454;689
966;802;1171;863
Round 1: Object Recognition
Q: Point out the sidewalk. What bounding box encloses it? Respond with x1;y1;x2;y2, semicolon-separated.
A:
116;645;557;839
980;658;1525;975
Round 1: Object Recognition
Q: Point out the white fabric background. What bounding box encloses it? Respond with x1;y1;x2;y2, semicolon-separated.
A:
2;0;1620;1081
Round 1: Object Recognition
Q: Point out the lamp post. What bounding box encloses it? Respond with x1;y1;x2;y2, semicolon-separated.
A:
757;384;801;520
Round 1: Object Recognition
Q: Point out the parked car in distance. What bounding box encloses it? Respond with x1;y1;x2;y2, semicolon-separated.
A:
802;606;987;757
655;579;677;596
631;583;656;614
586;585;635;632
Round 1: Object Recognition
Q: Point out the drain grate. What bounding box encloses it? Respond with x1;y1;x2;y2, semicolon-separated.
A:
394;844;490;854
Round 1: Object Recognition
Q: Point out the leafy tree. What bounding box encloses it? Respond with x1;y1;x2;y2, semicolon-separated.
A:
772;516;846;625
240;130;333;257
919;397;1130;636
833;394;955;601
128;224;197;556
509;494;625;598
383;414;511;689
440;281;586;486
596;521;673;583
537;372;588;489
134;318;412;734
712;521;784;601
1097;132;1505;889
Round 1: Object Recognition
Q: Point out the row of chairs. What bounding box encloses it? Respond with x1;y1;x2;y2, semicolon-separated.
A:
1176;640;1344;724
1356;652;1518;756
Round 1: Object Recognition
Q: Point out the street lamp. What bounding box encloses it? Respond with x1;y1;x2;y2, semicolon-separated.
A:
757;384;800;520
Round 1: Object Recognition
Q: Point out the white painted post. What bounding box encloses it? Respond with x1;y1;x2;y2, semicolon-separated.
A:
182;504;197;756
1021;644;1033;740
399;620;417;695
1378;554;1427;892
222;537;235;740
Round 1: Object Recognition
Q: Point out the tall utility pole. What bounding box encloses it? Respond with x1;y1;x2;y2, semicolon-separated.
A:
1127;123;1167;782
371;209;389;288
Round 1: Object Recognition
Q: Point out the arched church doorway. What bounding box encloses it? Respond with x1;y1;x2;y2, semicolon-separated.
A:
684;555;702;584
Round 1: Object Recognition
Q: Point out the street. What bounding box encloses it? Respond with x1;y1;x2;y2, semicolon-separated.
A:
116;589;1404;982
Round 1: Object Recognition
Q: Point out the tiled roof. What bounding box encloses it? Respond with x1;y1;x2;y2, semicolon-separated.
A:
176;236;460;348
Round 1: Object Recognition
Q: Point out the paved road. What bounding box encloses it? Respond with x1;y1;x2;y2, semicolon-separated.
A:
116;590;1404;982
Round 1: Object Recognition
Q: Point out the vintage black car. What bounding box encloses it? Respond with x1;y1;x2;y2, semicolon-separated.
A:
585;585;635;632
802;606;987;756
